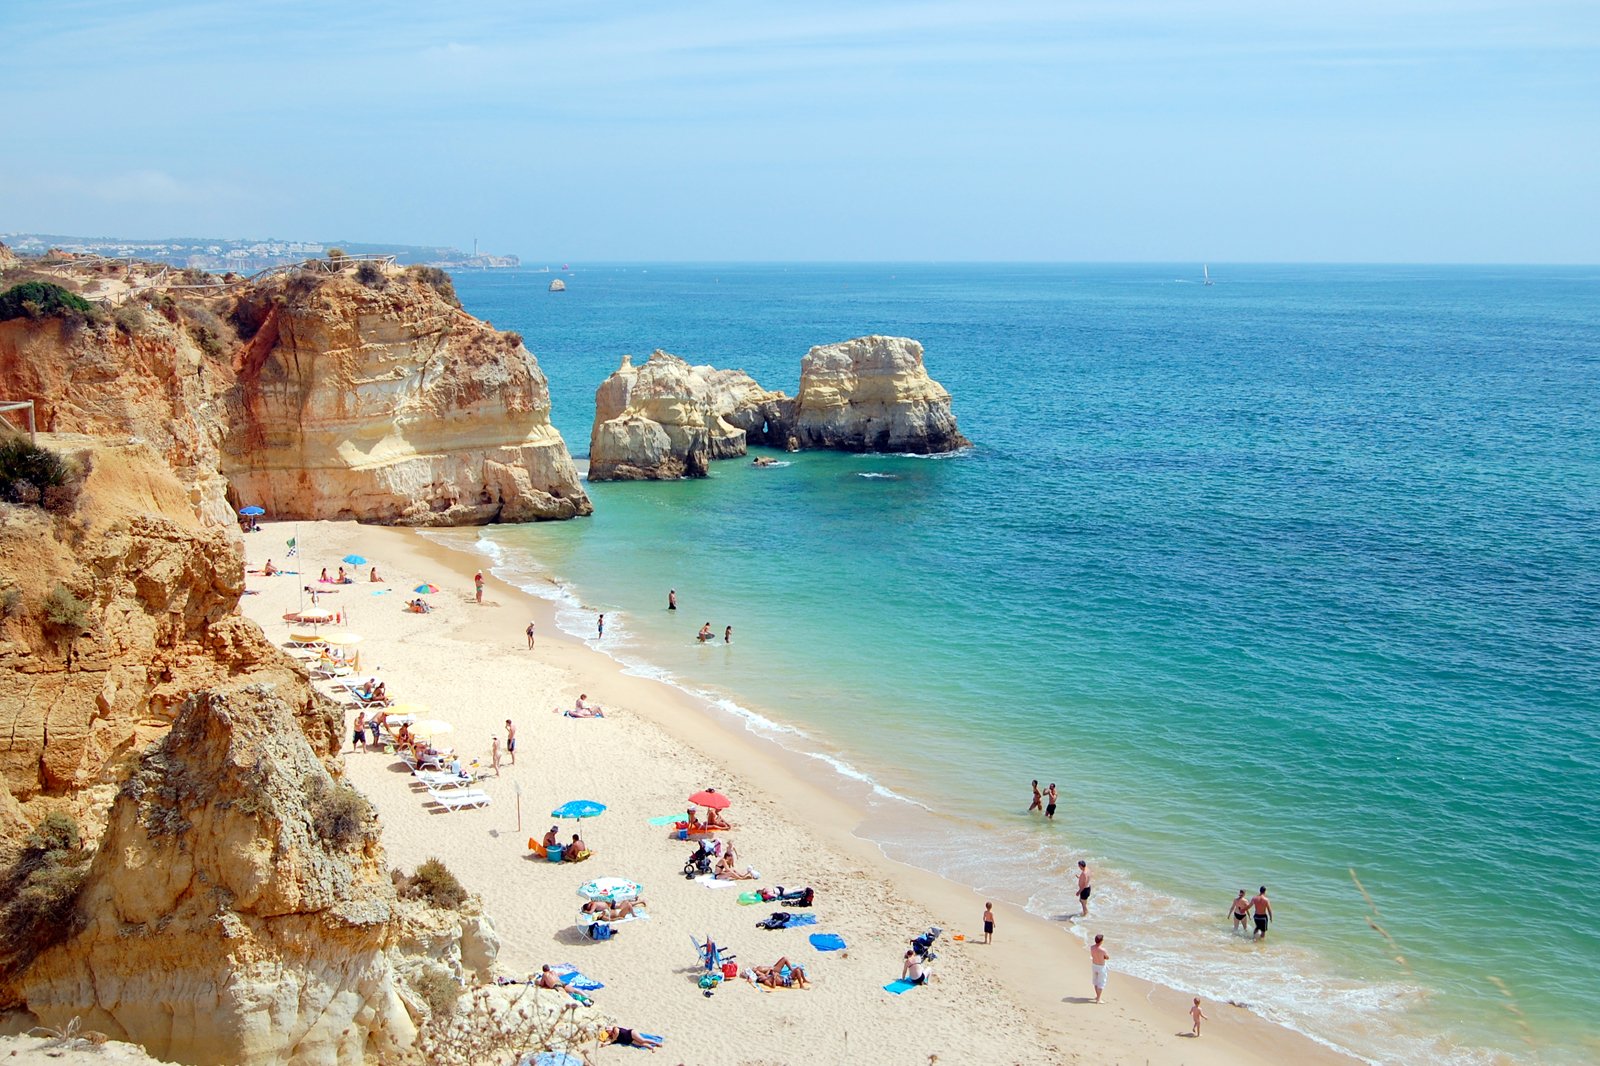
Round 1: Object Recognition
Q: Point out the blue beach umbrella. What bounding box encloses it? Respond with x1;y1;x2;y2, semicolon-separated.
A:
343;554;368;565
551;800;607;820
239;506;265;516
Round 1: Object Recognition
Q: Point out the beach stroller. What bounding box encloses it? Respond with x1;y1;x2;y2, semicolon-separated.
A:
911;926;942;962
683;840;717;879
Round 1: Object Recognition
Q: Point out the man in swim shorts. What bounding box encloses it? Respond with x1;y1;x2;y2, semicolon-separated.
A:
1089;934;1110;1002
505;718;516;764
1045;783;1058;820
982;902;995;944
1077;860;1092;917
1250;886;1273;940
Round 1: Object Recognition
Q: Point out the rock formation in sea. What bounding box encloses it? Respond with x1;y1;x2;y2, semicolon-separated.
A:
586;336;967;479
588;350;790;481
791;335;969;454
0;257;590;525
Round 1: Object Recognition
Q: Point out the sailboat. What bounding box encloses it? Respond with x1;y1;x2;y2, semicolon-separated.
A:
1203;264;1214;286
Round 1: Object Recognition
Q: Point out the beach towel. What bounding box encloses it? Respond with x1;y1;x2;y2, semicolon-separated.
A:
883;979;918;995
550;964;603;992
808;933;846;952
646;814;683;826
691;874;741;889
525;1052;582;1066
785;913;818;927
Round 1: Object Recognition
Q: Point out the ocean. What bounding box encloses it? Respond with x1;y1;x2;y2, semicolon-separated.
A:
445;263;1600;1064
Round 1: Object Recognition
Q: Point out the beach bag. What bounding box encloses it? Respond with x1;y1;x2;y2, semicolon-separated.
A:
721;961;739;980
757;911;792;930
587;922;614;941
780;887;814;907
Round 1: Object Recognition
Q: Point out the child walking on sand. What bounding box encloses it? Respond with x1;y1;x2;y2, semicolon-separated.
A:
982;902;995;944
1190;997;1208;1036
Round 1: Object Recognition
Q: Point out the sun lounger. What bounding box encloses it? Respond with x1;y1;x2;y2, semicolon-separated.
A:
414;769;475;789
425;786;491;811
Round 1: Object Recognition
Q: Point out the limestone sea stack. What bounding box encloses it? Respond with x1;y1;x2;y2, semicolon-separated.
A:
225;268;590;523
588;350;790;481
792;335;969;454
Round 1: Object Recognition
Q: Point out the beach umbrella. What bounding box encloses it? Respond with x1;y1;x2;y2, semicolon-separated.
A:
343;554;368;565
409;719;454;738
576;876;641;903
322;632;363;646
297;608;336;624
688;789;731;810
239;506;265;516
414;583;440;594
551;799;607;820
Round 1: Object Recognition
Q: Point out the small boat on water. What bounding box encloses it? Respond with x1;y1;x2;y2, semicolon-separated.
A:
549;278;566;292
1203;264;1213;286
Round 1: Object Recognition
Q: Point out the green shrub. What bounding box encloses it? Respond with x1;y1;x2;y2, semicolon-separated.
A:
355;261;387;290
308;777;368;846
111;301;147;335
0;587;21;620
43;585;87;632
0;438;72;508
0;813;91;973
25;812;81;855
405;265;459;308
0;282;92;322
404;858;467;910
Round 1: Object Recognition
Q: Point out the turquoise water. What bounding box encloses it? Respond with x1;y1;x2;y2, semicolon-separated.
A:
451;264;1600;1064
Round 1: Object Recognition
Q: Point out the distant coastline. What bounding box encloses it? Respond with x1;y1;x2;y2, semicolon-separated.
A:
0;231;521;273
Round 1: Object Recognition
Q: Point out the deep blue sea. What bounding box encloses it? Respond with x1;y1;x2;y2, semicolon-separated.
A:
448;264;1600;1064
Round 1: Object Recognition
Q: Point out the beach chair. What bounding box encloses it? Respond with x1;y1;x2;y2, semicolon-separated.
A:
425;785;491;812
691;934;734;973
414;769;474;789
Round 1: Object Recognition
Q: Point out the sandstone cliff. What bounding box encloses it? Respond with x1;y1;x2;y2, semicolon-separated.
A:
792;335;969;454
0;242;18;273
0;259;590;526
588;350;789;481
12;685;498;1066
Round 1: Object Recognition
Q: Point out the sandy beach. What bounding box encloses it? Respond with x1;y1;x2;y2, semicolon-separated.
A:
240;520;1358;1065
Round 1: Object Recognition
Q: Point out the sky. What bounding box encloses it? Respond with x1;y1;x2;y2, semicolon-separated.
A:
1;1;1596;262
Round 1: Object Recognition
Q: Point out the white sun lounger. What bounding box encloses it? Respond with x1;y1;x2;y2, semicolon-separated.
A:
426;785;491;811
414;770;475;789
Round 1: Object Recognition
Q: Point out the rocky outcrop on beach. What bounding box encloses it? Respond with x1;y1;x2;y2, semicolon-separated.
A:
587;336;967;478
0;257;591;525
0;242;18;273
11;685;497;1066
791;335;969;454
588;350;790;481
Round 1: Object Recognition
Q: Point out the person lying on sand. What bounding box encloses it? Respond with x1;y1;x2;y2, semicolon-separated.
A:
535;965;566;990
602;1028;660;1052
582;898;646;920
750;957;808;988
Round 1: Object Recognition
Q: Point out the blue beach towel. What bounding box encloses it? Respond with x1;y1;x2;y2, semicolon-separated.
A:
551;963;603;992
785;913;818;927
627;1034;664;1050
808;933;846;951
883;979;918;995
528;1054;582;1066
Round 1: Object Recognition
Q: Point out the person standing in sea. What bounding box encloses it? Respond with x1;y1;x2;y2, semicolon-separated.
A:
1045;783;1058;820
668;589;677;611
1229;889;1251;934
1089;934;1110;1003
597;613;605;640
1250;886;1274;940
1029;780;1042;813
1075;860;1093;917
724;625;733;643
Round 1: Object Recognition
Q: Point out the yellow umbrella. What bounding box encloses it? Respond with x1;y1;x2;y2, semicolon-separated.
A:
409;719;454;738
323;632;364;646
387;703;429;716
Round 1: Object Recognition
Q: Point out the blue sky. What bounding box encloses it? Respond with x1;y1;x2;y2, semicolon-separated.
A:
1;1;1596;261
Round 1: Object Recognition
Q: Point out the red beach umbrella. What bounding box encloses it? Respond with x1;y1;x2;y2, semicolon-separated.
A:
688;789;731;810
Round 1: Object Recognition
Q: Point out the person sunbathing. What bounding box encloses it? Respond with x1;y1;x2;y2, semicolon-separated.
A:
714;852;757;880
685;808;703;831
705;807;731;830
370;567;383;582
751;957;809;988
395;724;413;751
581;898;646;919
263;559;279;576
319;568;330;582
602;1028;660;1052
535;965;566;990
562;833;591;862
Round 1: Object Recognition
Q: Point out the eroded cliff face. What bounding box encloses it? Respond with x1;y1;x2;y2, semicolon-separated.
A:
792;335;969;454
12;686;497;1066
0;440;336;824
0;260;590;526
588;350;790;481
224;270;590;523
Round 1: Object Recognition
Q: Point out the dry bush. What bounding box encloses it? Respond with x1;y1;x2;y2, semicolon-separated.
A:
0;813;92;976
308;776;370;847
400;858;468;910
356;261;388;290
405;265;459;308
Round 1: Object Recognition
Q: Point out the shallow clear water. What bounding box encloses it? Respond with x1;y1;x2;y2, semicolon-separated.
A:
451;263;1600;1064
